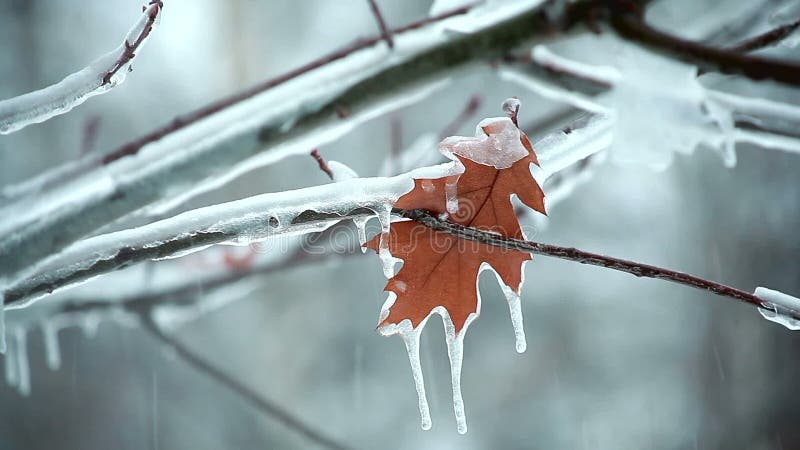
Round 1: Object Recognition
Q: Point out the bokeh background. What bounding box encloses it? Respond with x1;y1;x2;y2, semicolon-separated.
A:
1;0;799;449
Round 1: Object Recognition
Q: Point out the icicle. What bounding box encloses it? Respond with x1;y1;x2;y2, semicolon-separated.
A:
42;321;62;370
0;295;5;353
4;331;17;387
756;287;800;330
80;314;101;338
400;327;432;430
500;284;527;353
353;217;369;253
440;310;468;434
445;179;459;214
374;205;399;277
15;327;30;396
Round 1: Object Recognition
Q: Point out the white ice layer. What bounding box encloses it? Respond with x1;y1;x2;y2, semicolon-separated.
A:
327;161;359;181
439;117;529;169
7;163;460;308
756;287;800;330
0;3;161;134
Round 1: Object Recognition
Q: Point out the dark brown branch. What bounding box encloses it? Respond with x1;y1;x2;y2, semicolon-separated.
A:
102;1;163;85
393;208;779;315
310;149;334;180
366;0;394;49
140;317;351;450
730;19;800;53
604;1;800;87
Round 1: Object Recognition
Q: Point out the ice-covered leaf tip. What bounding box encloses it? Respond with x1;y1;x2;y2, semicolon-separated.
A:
365;98;546;434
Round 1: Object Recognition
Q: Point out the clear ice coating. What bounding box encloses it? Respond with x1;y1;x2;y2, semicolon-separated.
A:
445;179;459;214
374;204;401;278
439;116;528;170
756;287;800;330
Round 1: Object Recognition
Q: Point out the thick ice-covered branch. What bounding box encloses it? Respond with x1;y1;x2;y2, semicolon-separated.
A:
0;1;162;134
4;111;612;307
0;0;576;283
2;166;449;307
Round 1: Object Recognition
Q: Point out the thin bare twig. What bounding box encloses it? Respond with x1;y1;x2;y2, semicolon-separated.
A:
310;149;334;180
366;0;394;49
730;19;800;53
140;317;352;450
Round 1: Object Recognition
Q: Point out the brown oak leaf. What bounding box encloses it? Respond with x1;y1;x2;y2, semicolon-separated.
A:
366;117;546;335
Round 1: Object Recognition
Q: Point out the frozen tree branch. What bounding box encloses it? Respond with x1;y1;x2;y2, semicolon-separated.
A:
0;1;163;134
0;0;580;284
604;0;800;87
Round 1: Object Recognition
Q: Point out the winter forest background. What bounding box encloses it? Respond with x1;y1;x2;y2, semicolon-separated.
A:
1;0;799;449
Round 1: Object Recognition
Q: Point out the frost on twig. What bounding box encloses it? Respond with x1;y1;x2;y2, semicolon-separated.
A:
0;1;163;134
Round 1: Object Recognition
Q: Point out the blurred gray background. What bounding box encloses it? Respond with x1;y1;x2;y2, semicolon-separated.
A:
1;0;799;449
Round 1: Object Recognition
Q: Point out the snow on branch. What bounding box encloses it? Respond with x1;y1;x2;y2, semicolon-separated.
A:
0;1;163;134
0;0;563;285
